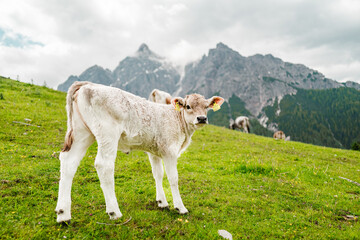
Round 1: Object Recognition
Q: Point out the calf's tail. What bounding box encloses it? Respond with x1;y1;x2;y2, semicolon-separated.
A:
62;81;89;152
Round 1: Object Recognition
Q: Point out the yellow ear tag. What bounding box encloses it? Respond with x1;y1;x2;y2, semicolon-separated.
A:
213;102;221;111
175;102;181;111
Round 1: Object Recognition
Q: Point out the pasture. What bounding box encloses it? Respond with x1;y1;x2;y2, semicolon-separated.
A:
0;77;359;239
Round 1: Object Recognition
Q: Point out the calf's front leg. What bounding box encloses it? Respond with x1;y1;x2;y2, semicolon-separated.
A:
163;157;188;214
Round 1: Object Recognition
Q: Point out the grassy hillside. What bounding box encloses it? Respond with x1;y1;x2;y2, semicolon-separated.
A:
0;77;359;239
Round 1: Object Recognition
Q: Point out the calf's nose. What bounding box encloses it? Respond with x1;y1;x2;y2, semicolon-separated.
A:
197;116;207;123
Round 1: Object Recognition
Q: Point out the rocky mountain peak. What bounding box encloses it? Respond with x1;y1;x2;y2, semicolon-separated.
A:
138;43;149;51
81;65;104;73
216;42;231;50
79;65;110;77
207;42;245;64
210;42;238;54
135;43;162;60
111;43;179;97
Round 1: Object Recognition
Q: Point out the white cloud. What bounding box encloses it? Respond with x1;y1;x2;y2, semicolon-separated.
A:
167;40;204;67
318;61;360;83
0;0;359;88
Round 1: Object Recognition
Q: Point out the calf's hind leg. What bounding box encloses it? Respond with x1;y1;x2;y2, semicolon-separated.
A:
148;153;169;208
55;130;94;223
95;141;122;220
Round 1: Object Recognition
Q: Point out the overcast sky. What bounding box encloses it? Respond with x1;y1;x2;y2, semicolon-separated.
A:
0;0;359;88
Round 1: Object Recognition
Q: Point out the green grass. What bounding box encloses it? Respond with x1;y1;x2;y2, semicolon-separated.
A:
0;77;359;239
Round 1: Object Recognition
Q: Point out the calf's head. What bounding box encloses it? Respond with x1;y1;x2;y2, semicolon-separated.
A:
151;89;172;105
229;118;235;129
171;94;224;128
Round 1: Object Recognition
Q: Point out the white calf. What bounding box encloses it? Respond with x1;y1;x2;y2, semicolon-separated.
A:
149;89;172;104
229;116;250;133
55;81;224;223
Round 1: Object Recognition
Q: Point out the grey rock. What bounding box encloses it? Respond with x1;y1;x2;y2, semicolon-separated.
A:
57;75;80;92
57;44;180;98
178;42;343;117
112;44;180;98
57;65;114;92
218;230;232;240
343;81;360;90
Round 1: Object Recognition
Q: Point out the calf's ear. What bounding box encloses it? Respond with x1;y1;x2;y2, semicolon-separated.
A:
171;97;185;111
150;89;157;102
166;97;171;105
208;96;224;111
151;89;157;97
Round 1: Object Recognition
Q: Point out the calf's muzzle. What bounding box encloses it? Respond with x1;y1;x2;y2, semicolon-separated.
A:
197;116;207;124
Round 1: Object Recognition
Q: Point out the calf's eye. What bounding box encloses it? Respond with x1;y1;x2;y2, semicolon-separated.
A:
186;105;191;110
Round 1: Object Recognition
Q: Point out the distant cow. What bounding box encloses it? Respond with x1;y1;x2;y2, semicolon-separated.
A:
55;81;224;223
149;89;172;104
273;130;285;140
229;116;250;133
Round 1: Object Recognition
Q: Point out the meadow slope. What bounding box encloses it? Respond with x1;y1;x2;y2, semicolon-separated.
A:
0;77;359;239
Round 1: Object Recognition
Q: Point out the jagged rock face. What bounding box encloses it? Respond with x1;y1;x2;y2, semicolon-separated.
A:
343;81;360;90
179;43;343;116
58;42;360;119
78;65;114;85
57;44;180;98
57;65;114;92
112;44;180;98
57;75;80;92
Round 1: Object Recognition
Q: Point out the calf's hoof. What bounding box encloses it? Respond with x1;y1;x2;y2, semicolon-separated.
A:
56;209;71;223
107;211;122;220
175;207;189;215
157;200;169;209
56;209;71;225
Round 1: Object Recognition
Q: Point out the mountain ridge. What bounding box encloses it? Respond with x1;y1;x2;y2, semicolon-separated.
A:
58;42;360;100
178;42;348;117
56;43;360;149
58;43;180;98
